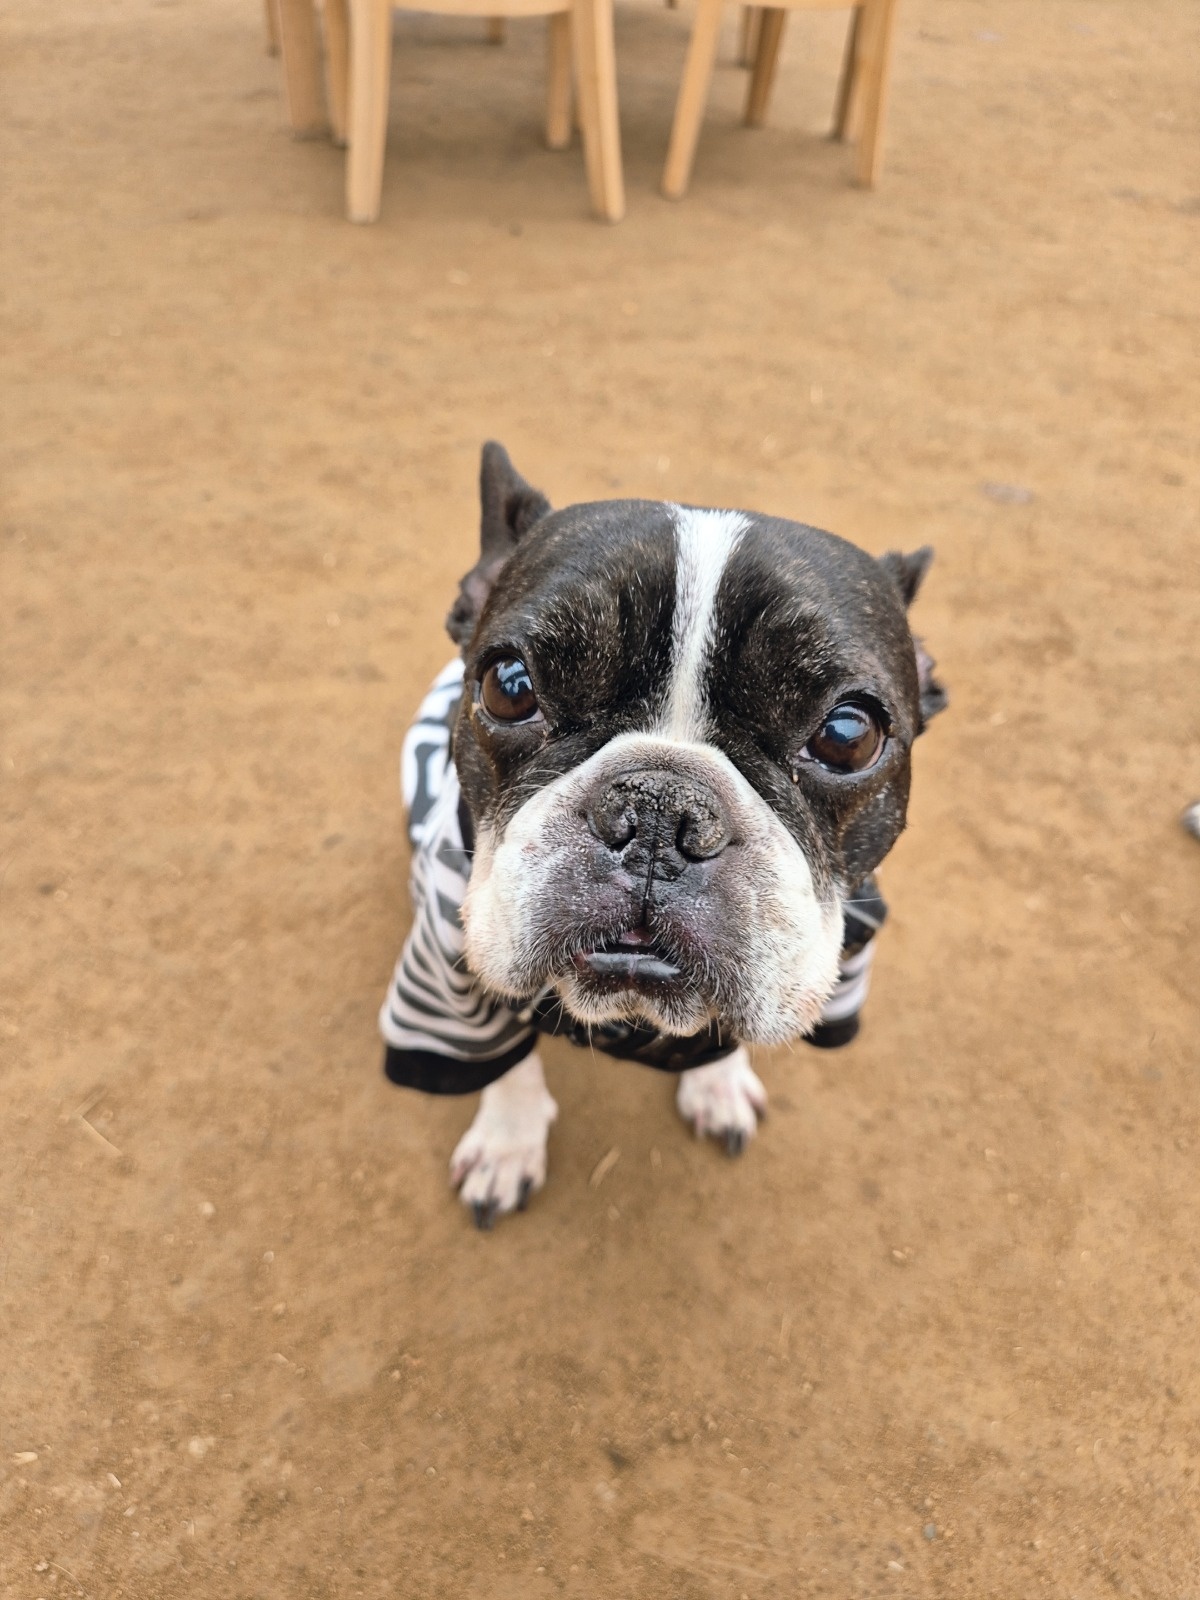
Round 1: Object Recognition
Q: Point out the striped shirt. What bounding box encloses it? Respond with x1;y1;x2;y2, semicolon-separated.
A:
380;660;886;1095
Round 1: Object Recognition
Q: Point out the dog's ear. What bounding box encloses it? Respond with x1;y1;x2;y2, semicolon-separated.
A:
877;545;934;608
878;546;947;728
446;443;552;647
913;638;948;728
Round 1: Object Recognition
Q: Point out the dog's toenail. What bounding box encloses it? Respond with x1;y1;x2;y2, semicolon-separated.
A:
516;1177;533;1211
473;1201;497;1231
724;1129;747;1157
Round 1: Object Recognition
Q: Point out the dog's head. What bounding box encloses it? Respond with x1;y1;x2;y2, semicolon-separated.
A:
446;444;946;1046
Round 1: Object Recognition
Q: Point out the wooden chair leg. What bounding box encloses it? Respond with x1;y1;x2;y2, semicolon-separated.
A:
572;0;600;200
485;17;506;44
277;0;328;136
661;0;724;199
545;12;573;150
737;6;761;68
571;0;624;221
743;6;785;127
854;0;898;186
265;0;281;56
347;0;393;222
324;0;351;146
832;5;862;140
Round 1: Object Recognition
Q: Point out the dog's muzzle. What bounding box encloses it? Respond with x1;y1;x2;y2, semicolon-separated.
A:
572;766;733;990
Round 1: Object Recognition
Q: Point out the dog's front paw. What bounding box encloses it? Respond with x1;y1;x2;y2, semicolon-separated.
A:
676;1047;766;1156
449;1053;558;1228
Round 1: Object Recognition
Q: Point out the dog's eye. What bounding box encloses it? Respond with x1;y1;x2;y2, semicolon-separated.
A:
480;658;540;723
798;703;884;774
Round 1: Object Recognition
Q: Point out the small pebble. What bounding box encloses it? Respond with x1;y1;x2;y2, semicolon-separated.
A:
924;1522;938;1540
198;1201;215;1219
981;480;1033;505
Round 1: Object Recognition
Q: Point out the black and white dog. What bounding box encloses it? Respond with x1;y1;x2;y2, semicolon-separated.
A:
380;444;945;1226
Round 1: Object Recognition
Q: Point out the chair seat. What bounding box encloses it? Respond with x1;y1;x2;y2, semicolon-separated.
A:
396;0;569;16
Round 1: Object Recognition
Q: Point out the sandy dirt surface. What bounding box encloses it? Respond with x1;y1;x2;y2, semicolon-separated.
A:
2;0;1198;1594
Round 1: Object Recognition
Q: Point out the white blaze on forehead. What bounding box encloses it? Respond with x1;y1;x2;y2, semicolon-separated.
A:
660;506;749;741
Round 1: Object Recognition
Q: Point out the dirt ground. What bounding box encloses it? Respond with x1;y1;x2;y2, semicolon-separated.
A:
2;0;1198;1594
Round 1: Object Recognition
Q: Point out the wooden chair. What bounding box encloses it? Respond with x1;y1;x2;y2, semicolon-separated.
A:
274;0;623;224
662;0;898;199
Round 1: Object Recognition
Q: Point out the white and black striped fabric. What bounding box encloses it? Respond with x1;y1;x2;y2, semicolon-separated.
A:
379;660;540;1094
380;661;887;1094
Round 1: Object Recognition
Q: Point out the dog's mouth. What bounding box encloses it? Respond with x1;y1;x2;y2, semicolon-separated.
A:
571;924;685;988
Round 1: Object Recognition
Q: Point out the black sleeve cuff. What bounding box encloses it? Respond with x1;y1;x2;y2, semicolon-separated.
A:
805;1013;861;1050
383;1034;537;1095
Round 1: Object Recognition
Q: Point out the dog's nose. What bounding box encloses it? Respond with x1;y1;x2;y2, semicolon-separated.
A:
587;769;731;867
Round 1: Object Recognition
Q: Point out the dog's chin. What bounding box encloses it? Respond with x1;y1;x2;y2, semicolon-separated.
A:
465;906;845;1046
551;967;713;1037
543;925;717;1036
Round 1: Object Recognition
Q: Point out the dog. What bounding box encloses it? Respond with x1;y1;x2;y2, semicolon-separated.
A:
380;443;945;1226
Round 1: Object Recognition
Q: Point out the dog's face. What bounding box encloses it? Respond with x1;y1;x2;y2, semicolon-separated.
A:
447;445;945;1046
